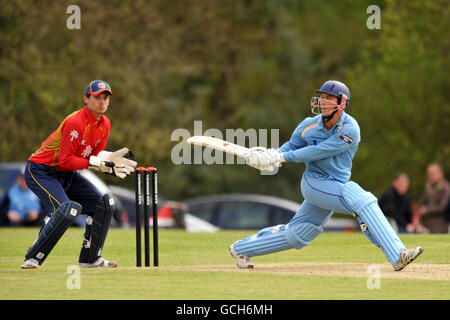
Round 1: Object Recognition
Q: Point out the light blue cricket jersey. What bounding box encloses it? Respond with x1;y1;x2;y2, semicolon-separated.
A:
278;112;361;183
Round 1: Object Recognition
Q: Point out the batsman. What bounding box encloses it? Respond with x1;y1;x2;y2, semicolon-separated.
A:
230;80;423;271
21;80;137;269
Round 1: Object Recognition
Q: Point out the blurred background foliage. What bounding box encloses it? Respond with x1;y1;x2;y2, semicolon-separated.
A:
0;0;448;203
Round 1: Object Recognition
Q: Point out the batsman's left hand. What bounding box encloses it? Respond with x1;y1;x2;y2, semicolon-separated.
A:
244;147;274;171
265;148;283;168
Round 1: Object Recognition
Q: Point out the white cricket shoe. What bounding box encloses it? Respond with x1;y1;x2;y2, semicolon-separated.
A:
79;257;118;268
392;247;423;271
21;258;39;269
229;241;254;269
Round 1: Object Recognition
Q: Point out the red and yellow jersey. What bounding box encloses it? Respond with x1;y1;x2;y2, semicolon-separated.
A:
29;106;111;172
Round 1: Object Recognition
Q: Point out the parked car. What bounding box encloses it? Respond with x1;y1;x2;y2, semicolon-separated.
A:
184;193;358;231
109;185;218;232
0;162;124;227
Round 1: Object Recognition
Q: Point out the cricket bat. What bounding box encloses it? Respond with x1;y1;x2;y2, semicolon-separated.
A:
186;136;285;163
187;136;251;159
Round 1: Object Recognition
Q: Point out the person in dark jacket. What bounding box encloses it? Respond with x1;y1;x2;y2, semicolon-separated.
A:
379;173;414;233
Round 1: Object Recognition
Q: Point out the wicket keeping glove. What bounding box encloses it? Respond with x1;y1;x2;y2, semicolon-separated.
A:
89;147;137;179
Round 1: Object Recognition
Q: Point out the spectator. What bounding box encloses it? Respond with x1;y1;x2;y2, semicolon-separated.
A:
418;162;450;233
445;197;450;233
6;171;42;226
379;173;414;233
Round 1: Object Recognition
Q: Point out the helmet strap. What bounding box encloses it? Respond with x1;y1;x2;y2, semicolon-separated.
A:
322;109;338;123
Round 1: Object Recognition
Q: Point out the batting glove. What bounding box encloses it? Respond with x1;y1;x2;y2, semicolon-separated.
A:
244;146;275;171
265;148;283;167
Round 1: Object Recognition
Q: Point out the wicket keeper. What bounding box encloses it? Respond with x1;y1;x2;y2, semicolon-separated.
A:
231;80;423;271
21;80;137;269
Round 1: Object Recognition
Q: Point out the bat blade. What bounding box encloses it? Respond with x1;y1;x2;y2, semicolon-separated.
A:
186;136;250;159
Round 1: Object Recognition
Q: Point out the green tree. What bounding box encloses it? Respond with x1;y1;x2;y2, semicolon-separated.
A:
0;0;446;204
347;0;449;198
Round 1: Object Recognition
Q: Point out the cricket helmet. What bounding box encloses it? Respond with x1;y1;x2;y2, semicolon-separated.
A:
311;80;350;117
315;80;350;107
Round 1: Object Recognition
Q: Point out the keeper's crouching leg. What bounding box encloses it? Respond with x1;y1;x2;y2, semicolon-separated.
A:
25;201;82;265
79;193;116;264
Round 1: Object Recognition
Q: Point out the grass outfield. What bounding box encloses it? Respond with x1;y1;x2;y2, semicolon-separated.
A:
0;228;449;300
